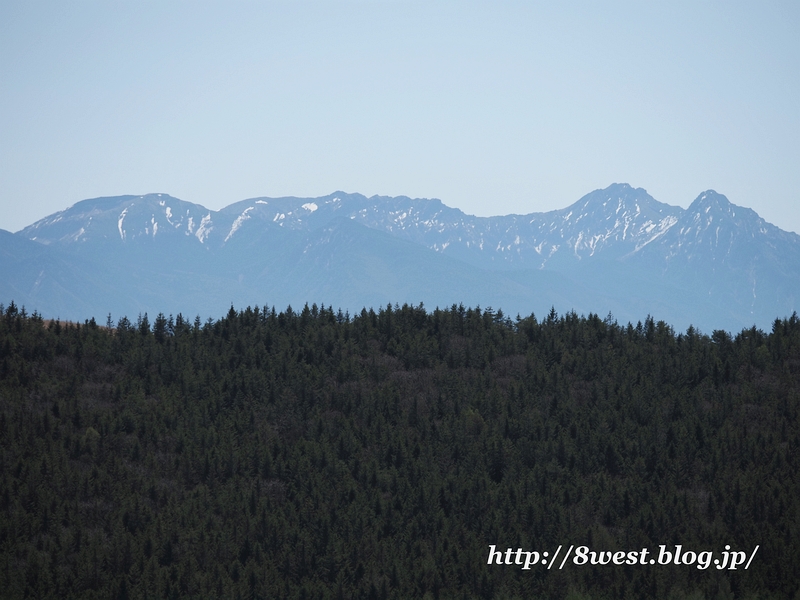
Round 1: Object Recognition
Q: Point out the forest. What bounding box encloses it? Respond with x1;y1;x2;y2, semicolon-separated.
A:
0;300;798;599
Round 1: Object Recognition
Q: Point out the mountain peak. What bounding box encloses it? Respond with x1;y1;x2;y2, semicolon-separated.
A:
568;183;666;215
684;190;762;230
689;189;731;210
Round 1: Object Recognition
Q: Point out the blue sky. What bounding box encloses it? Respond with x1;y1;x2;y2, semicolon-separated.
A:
1;1;799;233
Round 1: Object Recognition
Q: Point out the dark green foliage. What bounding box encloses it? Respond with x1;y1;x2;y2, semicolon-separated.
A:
1;300;799;598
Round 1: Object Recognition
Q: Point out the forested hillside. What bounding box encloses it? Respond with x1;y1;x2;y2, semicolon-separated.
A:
1;301;798;599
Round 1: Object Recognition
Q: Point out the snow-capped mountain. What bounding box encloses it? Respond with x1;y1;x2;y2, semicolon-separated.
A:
640;189;800;272
632;190;800;320
4;184;799;332
19;184;684;267
21;194;216;247
212;184;686;270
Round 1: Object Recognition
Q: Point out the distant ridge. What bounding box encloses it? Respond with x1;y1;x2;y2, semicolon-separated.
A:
3;184;798;332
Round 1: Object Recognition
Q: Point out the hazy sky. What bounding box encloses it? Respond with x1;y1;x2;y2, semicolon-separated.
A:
1;1;799;233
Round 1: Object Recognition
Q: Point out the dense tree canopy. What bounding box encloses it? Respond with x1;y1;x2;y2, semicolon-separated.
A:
1;300;798;598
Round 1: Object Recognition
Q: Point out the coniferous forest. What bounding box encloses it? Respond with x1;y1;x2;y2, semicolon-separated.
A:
0;300;798;599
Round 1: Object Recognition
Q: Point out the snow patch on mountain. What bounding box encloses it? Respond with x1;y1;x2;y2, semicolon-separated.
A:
225;207;254;242
196;214;213;244
118;208;129;241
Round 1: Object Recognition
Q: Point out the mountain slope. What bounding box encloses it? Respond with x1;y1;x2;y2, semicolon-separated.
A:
0;229;123;319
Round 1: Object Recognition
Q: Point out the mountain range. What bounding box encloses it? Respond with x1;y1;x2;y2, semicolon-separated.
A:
2;183;798;333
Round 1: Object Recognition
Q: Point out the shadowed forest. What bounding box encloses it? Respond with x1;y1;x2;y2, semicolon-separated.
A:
1;300;798;599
